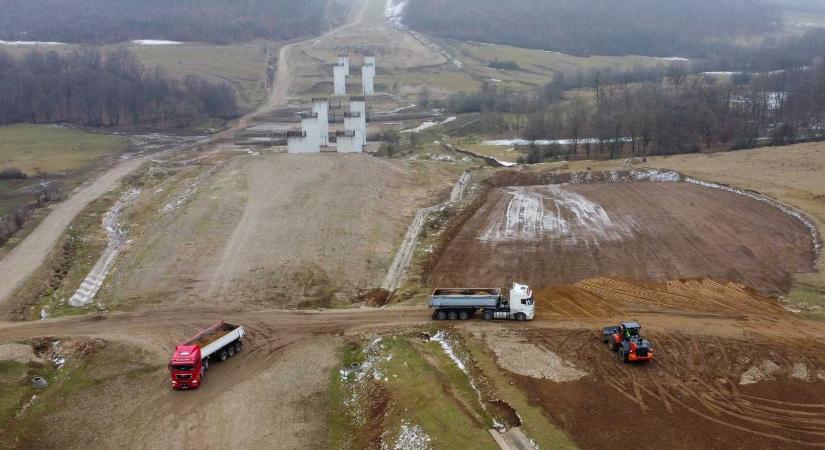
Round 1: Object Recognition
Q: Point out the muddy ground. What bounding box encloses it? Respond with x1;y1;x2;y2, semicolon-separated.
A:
431;181;815;295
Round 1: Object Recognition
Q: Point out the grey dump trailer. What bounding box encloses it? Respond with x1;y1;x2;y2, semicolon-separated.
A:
429;283;534;321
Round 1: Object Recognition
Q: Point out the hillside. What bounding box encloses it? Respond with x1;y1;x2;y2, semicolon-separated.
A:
403;0;781;57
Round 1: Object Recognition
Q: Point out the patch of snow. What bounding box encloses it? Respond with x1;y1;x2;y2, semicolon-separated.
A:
131;40;182;45
0;40;67;46
657;57;690;62
480;185;636;244
389;104;417;114
630;168;681;182
494;158;517;167
489;78;502;83
483;137;630;146
383;420;432;450
702;71;742;76
400;116;456;133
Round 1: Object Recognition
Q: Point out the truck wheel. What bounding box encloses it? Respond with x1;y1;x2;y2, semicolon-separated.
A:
483;310;494;321
608;339;616;351
203;358;209;371
458;310;470;320
436;311;447;320
219;349;228;362
234;341;242;353
515;313;526;321
447;311;458;320
227;345;236;358
619;349;628;363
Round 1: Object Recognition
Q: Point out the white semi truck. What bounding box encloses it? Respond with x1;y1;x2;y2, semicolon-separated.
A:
429;283;535;321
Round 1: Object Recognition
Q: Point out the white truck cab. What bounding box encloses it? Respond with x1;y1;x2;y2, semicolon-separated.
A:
508;283;535;320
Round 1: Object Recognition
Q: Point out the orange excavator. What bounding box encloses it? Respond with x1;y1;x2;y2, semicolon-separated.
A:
602;322;654;363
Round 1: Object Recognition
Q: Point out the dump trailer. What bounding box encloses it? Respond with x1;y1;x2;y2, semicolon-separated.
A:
169;321;245;390
429;283;534;321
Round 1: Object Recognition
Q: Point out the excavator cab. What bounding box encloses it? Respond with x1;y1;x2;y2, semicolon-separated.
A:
601;321;654;363
620;322;641;340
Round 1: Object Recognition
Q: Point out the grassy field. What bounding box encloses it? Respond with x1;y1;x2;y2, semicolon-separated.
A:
0;124;126;176
0;41;275;112
0;124;127;218
450;41;672;90
329;333;500;449
125;42;276;111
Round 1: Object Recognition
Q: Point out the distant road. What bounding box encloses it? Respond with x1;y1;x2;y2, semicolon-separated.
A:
0;157;145;303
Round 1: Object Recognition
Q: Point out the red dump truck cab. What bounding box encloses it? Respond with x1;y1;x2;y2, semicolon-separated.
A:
169;345;204;390
169;321;245;390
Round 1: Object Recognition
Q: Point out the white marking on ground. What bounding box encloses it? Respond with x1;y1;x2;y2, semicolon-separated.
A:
481;186;635;244
0;40;67;46
383;420;432;450
131;40;182;45
400;116;456;133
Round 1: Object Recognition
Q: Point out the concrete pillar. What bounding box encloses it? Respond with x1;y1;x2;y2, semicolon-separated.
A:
300;112;321;151
362;57;375;95
349;97;367;145
287;130;308;154
312;98;330;146
338;54;350;76
344;112;363;149
333;64;347;96
335;130;362;153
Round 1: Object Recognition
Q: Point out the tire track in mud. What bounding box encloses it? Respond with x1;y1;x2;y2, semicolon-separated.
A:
545;329;825;446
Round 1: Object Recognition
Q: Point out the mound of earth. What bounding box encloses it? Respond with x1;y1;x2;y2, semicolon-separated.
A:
431;182;815;294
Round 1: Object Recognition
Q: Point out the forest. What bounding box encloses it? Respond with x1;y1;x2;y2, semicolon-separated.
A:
404;0;781;57
0;0;327;44
0;49;239;129
447;61;825;162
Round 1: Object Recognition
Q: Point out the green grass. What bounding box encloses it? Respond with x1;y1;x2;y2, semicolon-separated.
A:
0;124;127;176
450;40;671;90
0;341;162;447
0;360;35;428
329;334;499;449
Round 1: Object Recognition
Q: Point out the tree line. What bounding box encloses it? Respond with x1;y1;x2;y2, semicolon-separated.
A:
0;49;239;129
404;0;780;57
447;61;825;162
0;0;327;44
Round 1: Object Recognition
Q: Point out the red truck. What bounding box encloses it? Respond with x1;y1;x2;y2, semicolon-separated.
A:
169;321;245;390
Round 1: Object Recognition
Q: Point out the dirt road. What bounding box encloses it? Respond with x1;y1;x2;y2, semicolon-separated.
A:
0;157;144;304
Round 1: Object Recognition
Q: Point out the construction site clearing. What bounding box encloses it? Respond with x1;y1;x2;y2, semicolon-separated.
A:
1;153;824;449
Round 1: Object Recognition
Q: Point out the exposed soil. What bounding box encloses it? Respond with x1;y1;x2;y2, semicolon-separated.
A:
107;153;450;309
431;181;815;295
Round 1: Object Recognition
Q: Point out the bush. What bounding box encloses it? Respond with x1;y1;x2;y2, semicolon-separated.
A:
0;168;28;180
488;60;520;71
